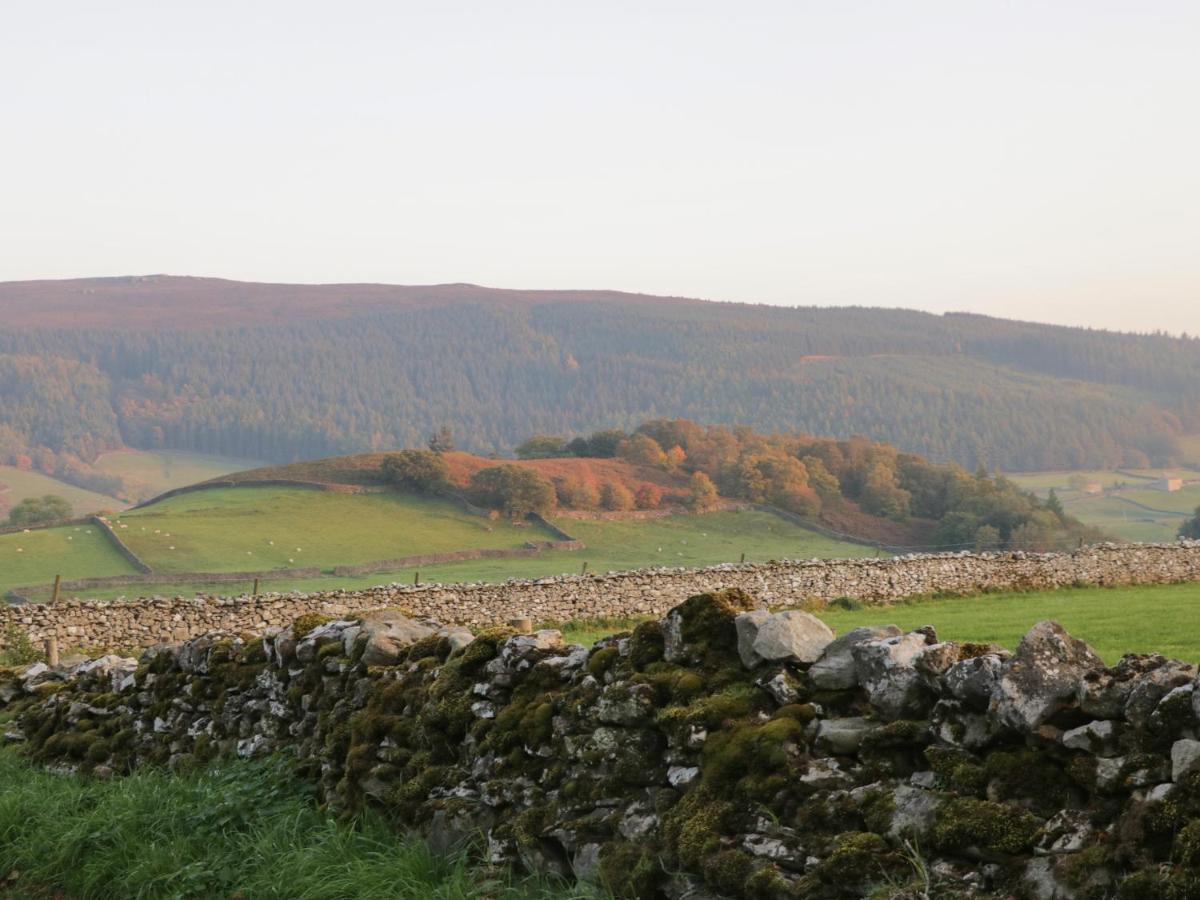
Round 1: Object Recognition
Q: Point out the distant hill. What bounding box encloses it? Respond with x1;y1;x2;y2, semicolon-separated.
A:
1;275;1199;472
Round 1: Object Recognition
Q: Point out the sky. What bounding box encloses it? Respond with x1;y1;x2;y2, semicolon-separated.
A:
2;1;1198;334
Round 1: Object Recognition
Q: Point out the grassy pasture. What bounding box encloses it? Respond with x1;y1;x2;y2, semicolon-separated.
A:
114;487;560;574
1005;469;1136;496
558;581;1200;663
41;504;874;600
1007;466;1199;542
816;581;1200;664
0;465;121;517
1118;484;1200;515
1056;496;1185;543
0;524;139;595
94;449;262;499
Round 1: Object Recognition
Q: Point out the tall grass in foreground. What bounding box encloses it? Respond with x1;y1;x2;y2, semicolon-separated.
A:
0;750;605;899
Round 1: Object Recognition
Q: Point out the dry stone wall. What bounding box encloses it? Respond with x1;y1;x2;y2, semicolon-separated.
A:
9;591;1200;897
3;541;1199;652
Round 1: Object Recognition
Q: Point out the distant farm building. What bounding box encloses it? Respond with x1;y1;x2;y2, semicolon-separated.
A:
1153;477;1184;492
1082;482;1104;496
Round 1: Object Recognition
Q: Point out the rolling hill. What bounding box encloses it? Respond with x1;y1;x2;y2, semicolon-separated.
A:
1;275;1199;474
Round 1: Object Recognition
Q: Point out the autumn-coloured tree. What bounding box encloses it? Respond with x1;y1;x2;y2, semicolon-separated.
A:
687;471;719;512
554;477;600;509
600;481;635;511
634;483;663;510
380;450;450;494
618;433;668;468
665;444;687;471
468;465;556;520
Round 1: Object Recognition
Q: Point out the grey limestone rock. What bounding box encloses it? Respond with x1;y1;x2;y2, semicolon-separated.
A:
991;621;1104;731
809;625;902;690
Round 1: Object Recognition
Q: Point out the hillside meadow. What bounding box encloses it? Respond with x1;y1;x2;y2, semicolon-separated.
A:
94;449;262;500
0;465;121;516
113;487;562;574
0;524;138;595
1007;466;1200;542
6;499;873;600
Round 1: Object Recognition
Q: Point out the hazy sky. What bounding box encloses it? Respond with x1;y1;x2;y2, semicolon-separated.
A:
3;2;1198;334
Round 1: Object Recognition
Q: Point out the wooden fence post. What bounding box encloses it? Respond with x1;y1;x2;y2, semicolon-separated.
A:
414;570;420;586
45;637;59;667
252;577;260;596
51;574;61;605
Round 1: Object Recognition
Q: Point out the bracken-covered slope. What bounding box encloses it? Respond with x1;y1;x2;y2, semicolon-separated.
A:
1;275;1199;471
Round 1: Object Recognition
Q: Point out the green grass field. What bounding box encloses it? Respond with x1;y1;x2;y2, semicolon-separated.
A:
39;503;874;601
1055;496;1185;543
0;465;121;517
0;524;139;595
815;581;1200;664
1118;485;1200;515
114;488;561;574
1005;469;1138;496
94;449;262;499
557;581;1200;663
1007;467;1199;542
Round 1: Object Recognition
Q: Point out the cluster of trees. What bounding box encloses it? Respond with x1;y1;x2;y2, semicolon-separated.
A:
379;418;1097;550
513;419;1100;551
1182;507;1200;541
6;494;72;527
2;290;1199;479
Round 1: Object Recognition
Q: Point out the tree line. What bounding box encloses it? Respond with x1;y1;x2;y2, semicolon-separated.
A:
1;297;1198;489
384;418;1102;552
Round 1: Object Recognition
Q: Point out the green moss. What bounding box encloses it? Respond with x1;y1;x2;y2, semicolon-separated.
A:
701;716;805;799
861;719;931;749
771;703;817;724
627;620;665;670
316;641;344;661
292;613;334;640
587;646;620;678
1053;844;1108;889
1116;869;1200;899
859;788;897;834
657;683;761;740
404;634;448;662
668;588;759;668
983;749;1070;814
452;627;514;674
1175;820;1200;868
597;841;662;897
745;865;791;896
932;797;1040;856
702;848;755;896
924;746;986;795
816;832;902;887
661;787;734;870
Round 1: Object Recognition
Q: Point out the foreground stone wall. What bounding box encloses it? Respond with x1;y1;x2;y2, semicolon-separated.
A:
3;541;1199;652
8;592;1200;898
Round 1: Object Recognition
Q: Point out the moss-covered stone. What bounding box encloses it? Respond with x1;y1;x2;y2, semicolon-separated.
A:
597;841;663;898
932;797;1041;856
628;621;665;670
291;613;334;640
587;646;620;678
